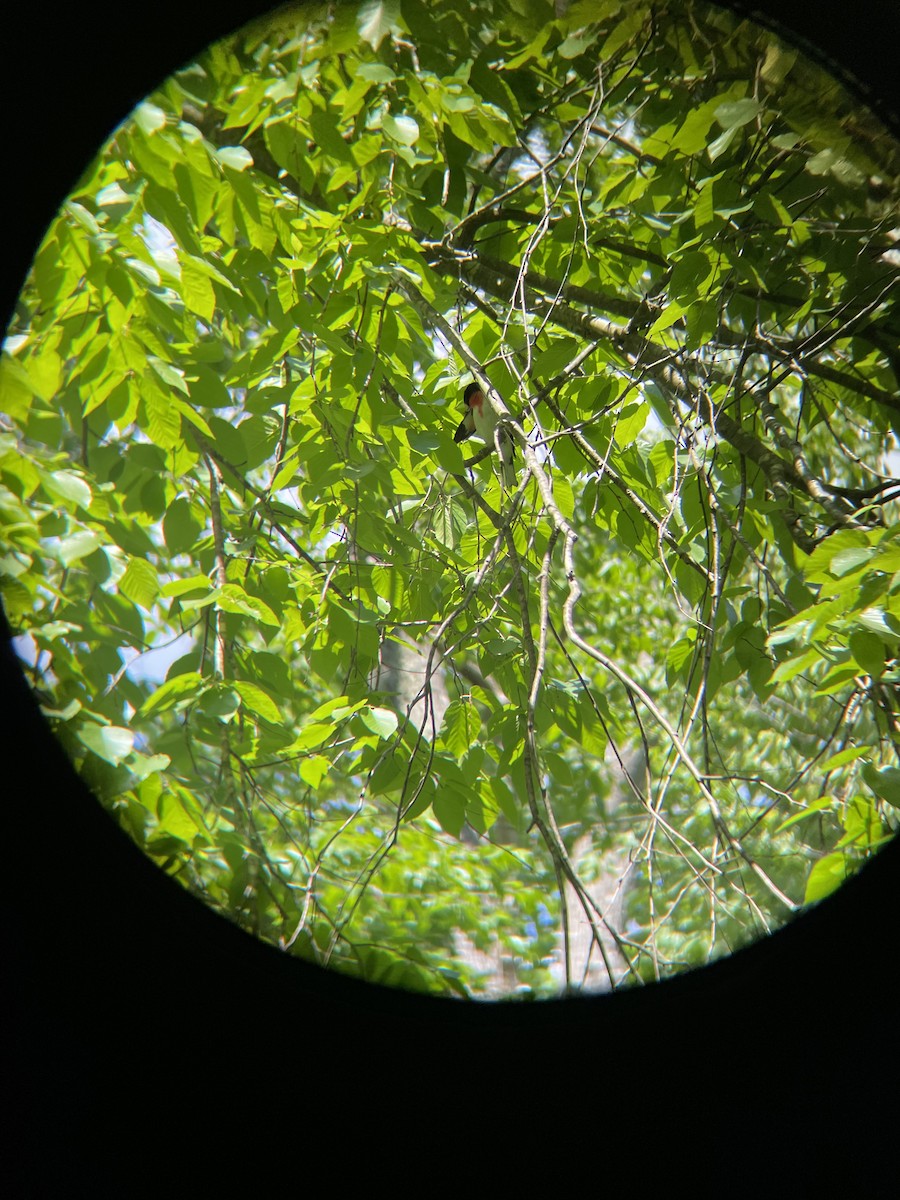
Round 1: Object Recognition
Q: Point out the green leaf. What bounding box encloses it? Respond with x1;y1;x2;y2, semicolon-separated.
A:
207;414;248;466
161;574;211;598
215;145;254;171
284;724;335;753
55;530;101;566
309;109;353;162
848;629;885;677
139;671;206;717
307;696;366;722
804;852;850;904
133;102;167;135
0;353;38;419
198;686;239;723
490;774;519;826
361;706;399;739
557;31;596;59
667;108;717;155
831;546;876;575
163;497;201;555
432;789;465;837
77;723;135;765
119;558;160;609
299;754;331;788
233;679;282;724
130;753;171;781
648;300;685;335
357;0;400;49
187;365;232;409
440;699;480;761
714;97;762;129
142;380;182;450
666;634;696;684
819;746;869;773
157;787;205;842
179;253;216;322
148;355;190;396
217;584;279;627
857;607;900;642
806;148;864;185
775;796;835;833
383;113;420;146
355;63;396;83
552;475;575;521
669;250;714;297
614;402;648;446
43;470;92;510
804;529;869;581
863;764;900;809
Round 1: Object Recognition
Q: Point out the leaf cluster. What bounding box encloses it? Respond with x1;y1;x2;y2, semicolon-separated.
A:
2;0;899;996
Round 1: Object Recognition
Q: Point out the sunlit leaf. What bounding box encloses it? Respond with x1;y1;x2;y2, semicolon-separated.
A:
77;723;135;765
361;707;399;739
42;470;92;510
357;0;400;49
215;145;254;170
233;679;282;724
139;672;206;717
804;852;850;904
119;558;160;609
383;114;420;146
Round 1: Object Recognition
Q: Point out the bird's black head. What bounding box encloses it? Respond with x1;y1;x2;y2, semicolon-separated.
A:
463;381;482;404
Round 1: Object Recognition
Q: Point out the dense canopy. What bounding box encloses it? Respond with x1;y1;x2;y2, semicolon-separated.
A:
2;0;900;998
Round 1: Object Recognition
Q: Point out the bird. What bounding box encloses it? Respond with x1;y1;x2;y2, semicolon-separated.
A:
453;380;517;488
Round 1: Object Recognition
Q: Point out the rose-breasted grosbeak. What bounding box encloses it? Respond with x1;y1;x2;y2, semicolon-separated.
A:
453;381;517;488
